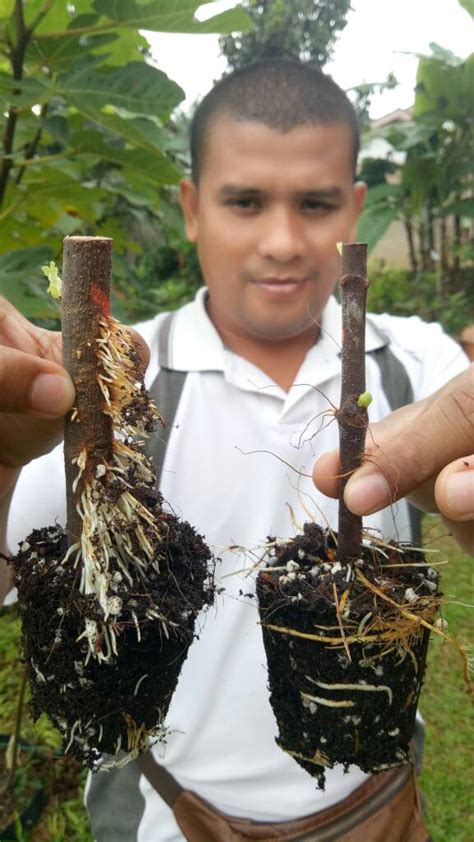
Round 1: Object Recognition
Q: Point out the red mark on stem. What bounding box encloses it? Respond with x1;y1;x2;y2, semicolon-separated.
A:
90;284;111;316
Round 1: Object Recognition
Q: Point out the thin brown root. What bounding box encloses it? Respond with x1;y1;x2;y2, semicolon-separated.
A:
261;623;401;647
356;570;473;692
282;745;333;768
333;582;352;663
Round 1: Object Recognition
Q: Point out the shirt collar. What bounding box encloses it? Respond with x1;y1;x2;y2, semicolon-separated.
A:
167;287;388;377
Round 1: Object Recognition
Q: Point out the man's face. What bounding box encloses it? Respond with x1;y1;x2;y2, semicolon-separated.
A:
179;116;366;345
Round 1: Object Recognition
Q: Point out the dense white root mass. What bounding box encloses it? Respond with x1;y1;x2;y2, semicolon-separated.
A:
13;314;215;768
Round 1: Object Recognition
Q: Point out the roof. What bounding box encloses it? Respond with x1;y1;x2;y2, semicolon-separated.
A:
371;107;413;130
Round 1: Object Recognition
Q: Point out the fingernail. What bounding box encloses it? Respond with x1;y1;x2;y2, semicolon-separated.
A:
445;471;474;517
344;472;391;515
30;374;74;416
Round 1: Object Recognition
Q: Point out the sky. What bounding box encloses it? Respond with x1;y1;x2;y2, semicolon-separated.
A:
146;0;473;118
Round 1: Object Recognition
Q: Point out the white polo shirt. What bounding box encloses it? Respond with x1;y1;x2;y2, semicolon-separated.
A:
7;290;468;841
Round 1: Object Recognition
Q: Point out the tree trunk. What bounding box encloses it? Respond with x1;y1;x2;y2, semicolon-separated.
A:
452;213;462;291
440;216;448;278
403;216;418;275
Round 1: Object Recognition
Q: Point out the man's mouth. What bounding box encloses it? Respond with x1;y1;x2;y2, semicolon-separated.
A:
252;277;308;295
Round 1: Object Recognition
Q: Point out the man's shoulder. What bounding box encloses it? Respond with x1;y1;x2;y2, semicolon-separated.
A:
367;310;454;357
367;310;468;399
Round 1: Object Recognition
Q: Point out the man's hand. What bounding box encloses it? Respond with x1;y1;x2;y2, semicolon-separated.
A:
0;295;150;603
313;366;474;554
0;296;150;500
0;296;75;501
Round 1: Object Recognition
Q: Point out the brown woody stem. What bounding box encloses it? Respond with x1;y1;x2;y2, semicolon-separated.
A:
337;243;369;561
61;236;113;546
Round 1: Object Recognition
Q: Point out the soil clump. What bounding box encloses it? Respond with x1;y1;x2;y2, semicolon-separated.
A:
11;492;214;769
257;522;441;788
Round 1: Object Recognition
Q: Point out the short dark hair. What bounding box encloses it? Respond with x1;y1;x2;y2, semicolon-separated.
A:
190;59;360;183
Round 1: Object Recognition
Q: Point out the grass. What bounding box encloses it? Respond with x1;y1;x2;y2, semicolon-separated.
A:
0;515;472;840
419;518;473;842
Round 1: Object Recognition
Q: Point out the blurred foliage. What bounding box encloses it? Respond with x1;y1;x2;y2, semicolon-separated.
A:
112;193;202;324
358;156;398;189
0;0;251;321
367;265;474;337
358;34;473;301
219;0;351;70
348;73;398;131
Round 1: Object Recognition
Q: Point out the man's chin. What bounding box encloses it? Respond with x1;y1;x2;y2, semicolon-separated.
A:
246;317;319;344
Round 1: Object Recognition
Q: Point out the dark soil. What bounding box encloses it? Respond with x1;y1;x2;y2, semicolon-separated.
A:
257;523;441;788
10;492;215;770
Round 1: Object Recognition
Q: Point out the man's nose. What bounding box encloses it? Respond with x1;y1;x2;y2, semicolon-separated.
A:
257;207;305;263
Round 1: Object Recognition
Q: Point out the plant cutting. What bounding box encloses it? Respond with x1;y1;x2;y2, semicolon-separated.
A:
256;242;471;788
9;236;215;770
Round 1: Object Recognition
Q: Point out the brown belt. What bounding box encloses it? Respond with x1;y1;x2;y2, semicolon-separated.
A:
136;754;430;842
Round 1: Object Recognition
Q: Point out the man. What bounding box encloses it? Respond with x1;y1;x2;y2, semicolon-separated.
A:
0;60;472;840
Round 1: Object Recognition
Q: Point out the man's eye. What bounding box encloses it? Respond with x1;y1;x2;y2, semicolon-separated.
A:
226;197;260;210
301;199;334;213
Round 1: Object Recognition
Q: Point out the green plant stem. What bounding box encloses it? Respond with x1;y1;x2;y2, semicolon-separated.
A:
2;663;27;793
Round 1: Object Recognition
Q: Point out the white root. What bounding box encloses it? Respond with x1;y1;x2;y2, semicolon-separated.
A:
133;673;150;696
306;676;393;705
300;691;354;708
64;719;81;754
62;317;170;660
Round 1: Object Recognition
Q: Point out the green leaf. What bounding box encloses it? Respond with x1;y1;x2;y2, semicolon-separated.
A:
0;73;50;108
24;0;93;34
26;31;116;72
439;198;474;218
92;0;252;34
414;53;474;121
69;128;181;184
363;183;400;207
427;42;465;67
43;114;70;145
100;171;162;212
60;59;184;120
0;248;59;320
24;171;106;226
458;0;474;18
77;110;168;153
0;0;14;18
89;27;151;66
357;206;400;253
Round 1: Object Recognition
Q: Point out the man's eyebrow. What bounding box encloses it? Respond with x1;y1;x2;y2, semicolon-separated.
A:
299;187;344;201
218;185;262;197
217;185;345;200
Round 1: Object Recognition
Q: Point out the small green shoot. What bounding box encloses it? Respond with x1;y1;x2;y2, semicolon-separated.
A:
357;391;373;408
42;261;62;299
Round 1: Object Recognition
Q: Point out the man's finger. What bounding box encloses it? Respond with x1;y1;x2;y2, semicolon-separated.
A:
345;368;473;514
435;457;474;522
0;345;75;417
312;450;340;499
127;328;150;373
313;366;474;513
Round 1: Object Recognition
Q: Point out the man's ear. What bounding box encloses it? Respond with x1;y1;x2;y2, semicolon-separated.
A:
179;179;199;242
348;181;367;239
354;181;367;216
